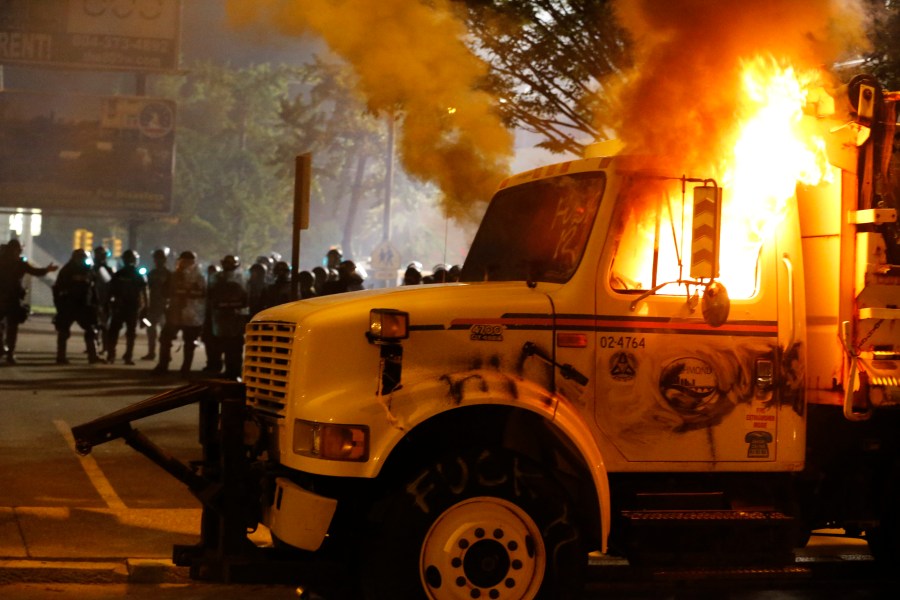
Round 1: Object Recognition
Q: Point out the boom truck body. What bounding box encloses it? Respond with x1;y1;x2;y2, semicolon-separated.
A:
74;76;900;599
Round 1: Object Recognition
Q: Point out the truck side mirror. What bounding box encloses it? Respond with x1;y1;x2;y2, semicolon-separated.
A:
701;280;730;327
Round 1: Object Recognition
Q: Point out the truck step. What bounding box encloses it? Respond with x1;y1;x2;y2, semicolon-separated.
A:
634;491;726;511
618;510;797;567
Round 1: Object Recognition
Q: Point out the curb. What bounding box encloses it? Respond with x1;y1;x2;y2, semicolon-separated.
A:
0;558;189;585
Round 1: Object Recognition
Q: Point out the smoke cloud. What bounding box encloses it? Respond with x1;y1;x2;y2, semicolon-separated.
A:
608;0;871;172
226;0;513;220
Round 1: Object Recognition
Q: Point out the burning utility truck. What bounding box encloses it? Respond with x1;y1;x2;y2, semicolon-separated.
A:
74;72;899;599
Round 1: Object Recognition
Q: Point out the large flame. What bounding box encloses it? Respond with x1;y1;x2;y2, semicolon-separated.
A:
727;59;831;234
608;0;868;300
718;57;833;297
614;57;837;300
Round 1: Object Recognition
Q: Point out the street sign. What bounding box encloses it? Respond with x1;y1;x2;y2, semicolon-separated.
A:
370;239;401;281
0;0;181;72
0;90;175;214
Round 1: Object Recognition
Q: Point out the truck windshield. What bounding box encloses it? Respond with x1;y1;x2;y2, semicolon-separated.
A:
461;171;606;283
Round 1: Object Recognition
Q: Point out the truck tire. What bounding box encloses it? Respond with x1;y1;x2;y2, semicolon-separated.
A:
359;446;585;600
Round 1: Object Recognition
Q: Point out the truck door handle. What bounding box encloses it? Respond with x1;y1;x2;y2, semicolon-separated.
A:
781;253;795;349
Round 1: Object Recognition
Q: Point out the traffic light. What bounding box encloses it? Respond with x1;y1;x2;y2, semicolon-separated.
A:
112;237;123;258
73;228;93;250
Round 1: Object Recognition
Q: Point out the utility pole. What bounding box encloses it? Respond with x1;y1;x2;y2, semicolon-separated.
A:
383;113;395;242
291;154;311;300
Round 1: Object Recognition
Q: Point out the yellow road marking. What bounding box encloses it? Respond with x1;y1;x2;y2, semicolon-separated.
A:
53;419;126;510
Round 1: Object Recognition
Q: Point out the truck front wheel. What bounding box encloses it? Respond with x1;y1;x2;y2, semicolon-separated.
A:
360;447;585;600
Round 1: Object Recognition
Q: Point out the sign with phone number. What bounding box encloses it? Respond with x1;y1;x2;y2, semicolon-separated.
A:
0;0;180;72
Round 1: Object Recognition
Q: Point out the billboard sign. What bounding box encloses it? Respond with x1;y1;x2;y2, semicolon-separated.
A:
0;0;180;72
0;90;175;214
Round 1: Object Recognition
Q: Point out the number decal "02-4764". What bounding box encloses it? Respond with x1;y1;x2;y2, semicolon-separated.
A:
599;336;646;349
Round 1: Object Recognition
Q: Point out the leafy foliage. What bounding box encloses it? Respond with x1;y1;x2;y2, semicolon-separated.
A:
142;62;296;262
862;0;900;89
457;0;630;155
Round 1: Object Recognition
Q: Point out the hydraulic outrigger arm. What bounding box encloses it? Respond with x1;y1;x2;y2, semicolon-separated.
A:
72;381;345;588
72;380;271;582
72;382;235;491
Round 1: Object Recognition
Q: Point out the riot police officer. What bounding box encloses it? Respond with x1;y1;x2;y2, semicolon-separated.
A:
208;255;248;380
142;247;171;361
152;250;206;375
53;249;101;364
247;262;267;316
106;249;148;365
92;245;114;354
0;239;58;364
262;261;293;307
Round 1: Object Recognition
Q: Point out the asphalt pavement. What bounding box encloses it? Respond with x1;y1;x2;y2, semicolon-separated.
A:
0;314;274;589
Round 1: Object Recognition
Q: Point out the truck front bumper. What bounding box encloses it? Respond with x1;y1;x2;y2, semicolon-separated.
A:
263;477;338;551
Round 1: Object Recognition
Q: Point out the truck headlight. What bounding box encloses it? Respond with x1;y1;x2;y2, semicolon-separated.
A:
367;308;409;343
293;419;369;462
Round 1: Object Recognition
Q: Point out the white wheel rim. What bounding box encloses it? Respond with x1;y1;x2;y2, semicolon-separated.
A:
419;496;545;600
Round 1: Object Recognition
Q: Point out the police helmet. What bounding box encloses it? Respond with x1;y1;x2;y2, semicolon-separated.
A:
273;261;290;276
122;249;139;265
72;248;91;266
221;255;240;271
403;264;423;285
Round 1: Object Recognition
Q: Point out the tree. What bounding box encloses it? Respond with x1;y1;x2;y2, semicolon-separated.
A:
457;0;630;155
142;62;299;262
273;57;478;269
862;0;900;89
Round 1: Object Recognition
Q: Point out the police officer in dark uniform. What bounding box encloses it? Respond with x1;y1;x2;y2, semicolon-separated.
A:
92;245;114;355
152;250;206;375
201;263;222;374
208;254;249;380
106;249;148;365
0;239;58;364
53;249;101;364
142;247;171;361
262;261;292;308
246;262;267;316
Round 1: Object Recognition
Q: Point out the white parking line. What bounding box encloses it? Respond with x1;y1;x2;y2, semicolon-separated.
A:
53;419;126;510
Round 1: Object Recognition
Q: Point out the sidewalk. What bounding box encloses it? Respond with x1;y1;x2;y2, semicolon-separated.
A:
0;505;271;584
0;315;271;584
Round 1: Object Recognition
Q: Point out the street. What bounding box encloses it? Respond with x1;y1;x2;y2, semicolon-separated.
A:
0;315;897;599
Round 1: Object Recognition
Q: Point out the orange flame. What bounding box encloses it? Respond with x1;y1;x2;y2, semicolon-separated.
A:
613;57;837;300
718;57;833;297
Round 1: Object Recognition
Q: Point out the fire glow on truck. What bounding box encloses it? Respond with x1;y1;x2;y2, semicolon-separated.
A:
75;58;898;600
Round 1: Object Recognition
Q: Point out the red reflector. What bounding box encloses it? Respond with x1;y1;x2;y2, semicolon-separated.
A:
557;333;587;348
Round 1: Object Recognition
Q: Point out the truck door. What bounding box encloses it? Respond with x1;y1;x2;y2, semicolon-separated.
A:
593;173;786;467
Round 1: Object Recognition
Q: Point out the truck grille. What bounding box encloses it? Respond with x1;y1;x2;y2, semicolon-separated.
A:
244;321;295;418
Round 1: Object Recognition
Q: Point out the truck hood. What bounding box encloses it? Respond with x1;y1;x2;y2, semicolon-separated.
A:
246;282;557;425
252;281;558;328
